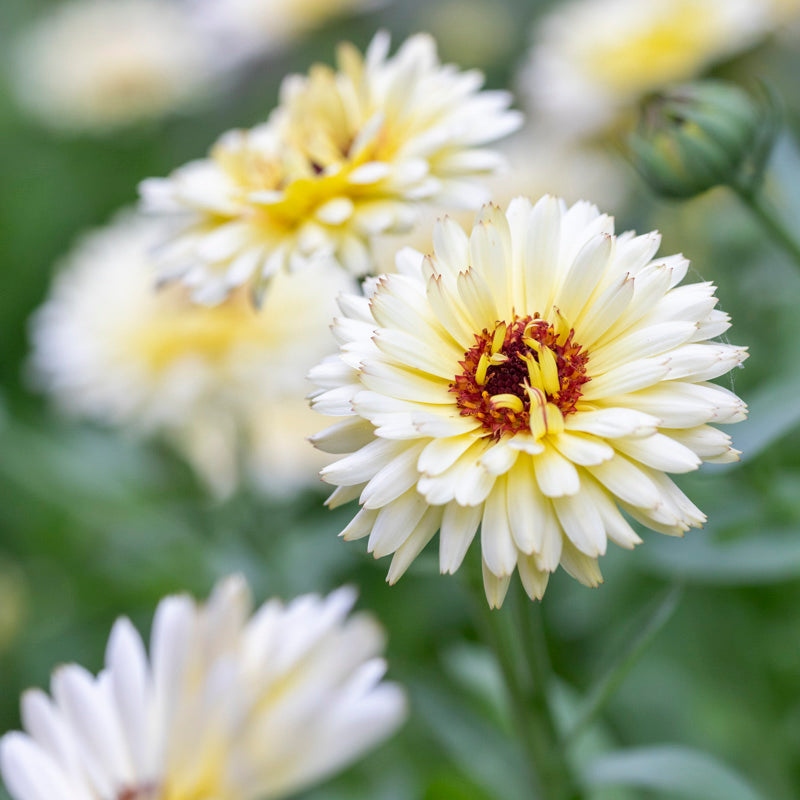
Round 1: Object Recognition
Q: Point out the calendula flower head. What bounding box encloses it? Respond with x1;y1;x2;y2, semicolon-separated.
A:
519;0;769;139
0;576;406;800
630;80;778;199
140;32;523;306
309;196;747;608
12;0;210;134
29;213;349;498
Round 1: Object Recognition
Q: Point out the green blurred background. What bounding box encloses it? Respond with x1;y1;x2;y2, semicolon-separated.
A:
2;0;800;798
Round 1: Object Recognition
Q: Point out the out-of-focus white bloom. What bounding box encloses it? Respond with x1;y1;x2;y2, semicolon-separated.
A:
371;130;627;272
519;0;770;139
140;32;522;305
11;0;212;135
192;0;382;64
310;196;747;607
0;576;406;800
29;213;350;498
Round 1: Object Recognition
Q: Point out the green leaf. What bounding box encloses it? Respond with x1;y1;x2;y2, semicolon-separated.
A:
584;745;765;800
726;368;800;464
640;529;800;584
409;677;529;800
565;585;681;743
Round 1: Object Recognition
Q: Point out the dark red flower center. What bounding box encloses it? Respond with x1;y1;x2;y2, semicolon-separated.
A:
450;314;590;439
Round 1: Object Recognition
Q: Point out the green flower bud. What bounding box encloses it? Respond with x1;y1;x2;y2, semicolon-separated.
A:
629;80;778;199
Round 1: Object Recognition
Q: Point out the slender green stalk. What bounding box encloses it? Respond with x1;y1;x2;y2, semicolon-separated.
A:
469;572;582;800
732;182;800;270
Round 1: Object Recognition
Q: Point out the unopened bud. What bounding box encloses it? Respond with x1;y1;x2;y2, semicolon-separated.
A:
629;80;778;199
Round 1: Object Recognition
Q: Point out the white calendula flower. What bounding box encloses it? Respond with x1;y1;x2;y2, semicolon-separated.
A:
309;196;747;607
519;0;769;139
30;213;349;498
0;576;406;800
12;0;211;134
140;32;522;305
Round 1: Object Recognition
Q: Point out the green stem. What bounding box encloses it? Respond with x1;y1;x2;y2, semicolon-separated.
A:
470;574;582;800
732;182;800;270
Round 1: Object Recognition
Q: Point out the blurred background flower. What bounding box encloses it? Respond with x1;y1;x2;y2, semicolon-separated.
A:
10;0;214;135
518;0;773;140
190;0;386;69
140;32;522;304
29;212;349;499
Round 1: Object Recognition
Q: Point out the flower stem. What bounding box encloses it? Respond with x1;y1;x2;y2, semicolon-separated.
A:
731;182;800;270
471;578;582;800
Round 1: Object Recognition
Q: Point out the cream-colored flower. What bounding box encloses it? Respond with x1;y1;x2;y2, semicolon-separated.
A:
140;32;522;305
310;196;747;607
519;0;769;139
12;0;210;134
0;576;406;800
191;0;382;63
29;213;349;498
371;129;627;273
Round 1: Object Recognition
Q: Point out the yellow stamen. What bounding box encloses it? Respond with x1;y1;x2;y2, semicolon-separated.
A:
491;322;507;354
475;352;491;386
537;345;561;396
520;353;545;393
488;353;508;365
551;307;572;343
490;393;525;413
525;384;548;440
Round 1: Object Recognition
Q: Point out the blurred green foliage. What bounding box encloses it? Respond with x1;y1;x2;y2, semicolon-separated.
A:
2;1;800;798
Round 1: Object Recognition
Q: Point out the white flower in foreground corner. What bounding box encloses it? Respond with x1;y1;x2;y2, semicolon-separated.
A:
140;31;522;305
309;196;747;607
519;0;769;139
0;576;406;800
29;213;350;498
12;0;210;134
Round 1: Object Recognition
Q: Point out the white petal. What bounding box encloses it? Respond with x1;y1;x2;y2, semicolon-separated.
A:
418;434;476;477
481;477;517;577
360;441;426;509
553;488;607;558
439;502;481;573
517;554;550;601
613;433;702;473
551;431;614;466
368;489;429;558
532;442;580;498
387;506;443;583
565;408;660;438
482;561;511;609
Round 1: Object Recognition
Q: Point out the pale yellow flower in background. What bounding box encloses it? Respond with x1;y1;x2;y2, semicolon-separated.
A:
29;213;350;499
140;32;523;305
371;129;627;273
12;0;211;134
0;576;406;800
519;0;769;139
310;196;747;607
